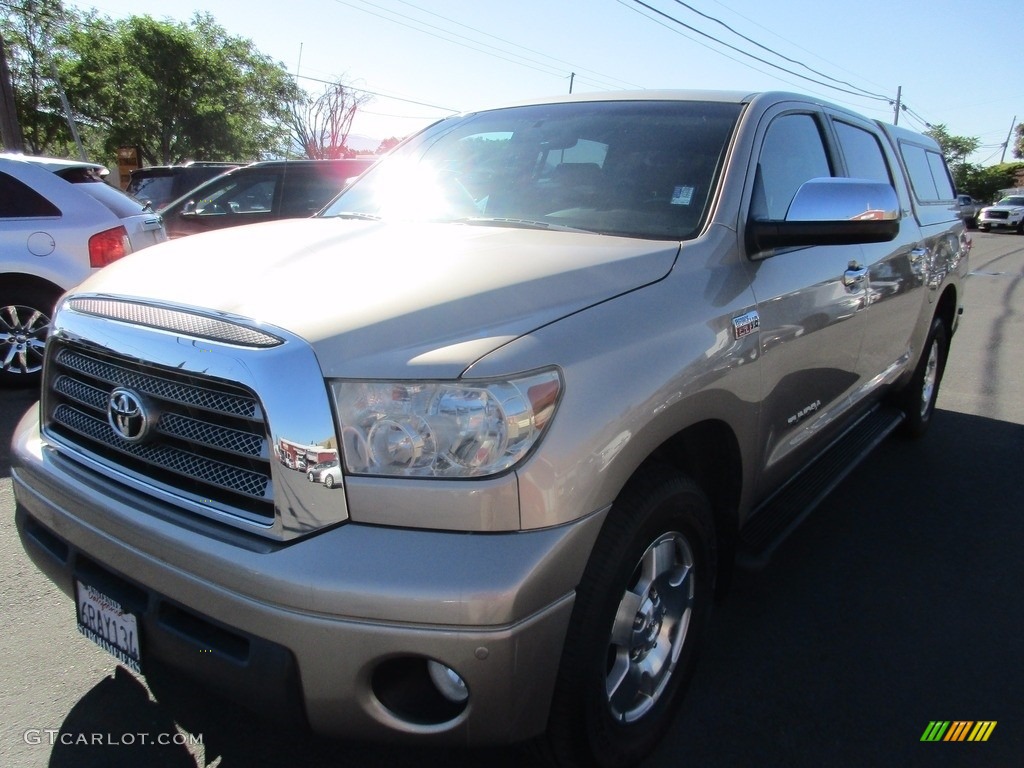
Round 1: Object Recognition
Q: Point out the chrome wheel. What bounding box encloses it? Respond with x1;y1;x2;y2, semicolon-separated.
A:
919;338;939;419
542;467;714;767
607;531;694;723
895;315;947;439
1;303;50;377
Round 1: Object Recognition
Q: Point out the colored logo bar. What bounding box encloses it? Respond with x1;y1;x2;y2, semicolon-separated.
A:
921;721;997;742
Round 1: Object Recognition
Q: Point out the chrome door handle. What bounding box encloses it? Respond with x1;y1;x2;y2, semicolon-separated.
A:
843;263;868;288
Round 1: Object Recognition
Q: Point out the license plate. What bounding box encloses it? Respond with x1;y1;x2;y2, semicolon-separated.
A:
75;581;141;673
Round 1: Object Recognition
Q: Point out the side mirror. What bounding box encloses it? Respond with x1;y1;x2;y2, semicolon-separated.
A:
181;200;197;216
748;178;900;256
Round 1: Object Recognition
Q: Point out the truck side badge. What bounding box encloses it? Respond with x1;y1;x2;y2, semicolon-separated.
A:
732;311;760;340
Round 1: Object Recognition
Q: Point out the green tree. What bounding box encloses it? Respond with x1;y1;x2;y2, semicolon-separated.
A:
925;124;980;168
959;162;1024;204
0;0;82;156
55;13;300;165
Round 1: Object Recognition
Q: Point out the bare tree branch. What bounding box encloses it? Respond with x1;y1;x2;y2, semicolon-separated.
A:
290;80;371;159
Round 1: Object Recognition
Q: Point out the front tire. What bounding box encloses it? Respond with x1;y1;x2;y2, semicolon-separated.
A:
540;466;716;767
896;316;948;438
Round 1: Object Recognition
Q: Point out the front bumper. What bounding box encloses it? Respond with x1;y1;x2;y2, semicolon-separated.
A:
12;407;605;745
978;214;1023;229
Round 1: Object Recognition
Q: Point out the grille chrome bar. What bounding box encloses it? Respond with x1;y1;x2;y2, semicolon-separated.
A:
46;343;274;520
54;405;270;500
56;348;260;419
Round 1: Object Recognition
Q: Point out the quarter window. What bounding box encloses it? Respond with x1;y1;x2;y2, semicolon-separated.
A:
899;142;955;202
0;172;61;218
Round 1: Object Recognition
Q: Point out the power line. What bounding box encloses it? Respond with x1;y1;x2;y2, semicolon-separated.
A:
666;0;889;102
329;0;630;93
625;0;890;103
294;72;457;113
385;0;645;91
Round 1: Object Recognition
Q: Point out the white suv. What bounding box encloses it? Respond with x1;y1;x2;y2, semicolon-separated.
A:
0;154;167;385
976;194;1024;233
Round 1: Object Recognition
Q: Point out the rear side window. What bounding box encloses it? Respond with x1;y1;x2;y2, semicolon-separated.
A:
899;142;955;202
77;181;147;218
128;173;175;204
834;121;892;184
280;170;348;217
0;171;61;217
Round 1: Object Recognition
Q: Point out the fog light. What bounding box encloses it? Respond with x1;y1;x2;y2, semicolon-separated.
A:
427;660;468;703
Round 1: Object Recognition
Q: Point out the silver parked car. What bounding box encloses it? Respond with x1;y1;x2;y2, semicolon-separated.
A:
0;154;167;385
307;459;342;488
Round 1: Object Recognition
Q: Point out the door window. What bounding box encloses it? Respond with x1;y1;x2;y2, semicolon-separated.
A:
833;121;892;184
752;113;832;221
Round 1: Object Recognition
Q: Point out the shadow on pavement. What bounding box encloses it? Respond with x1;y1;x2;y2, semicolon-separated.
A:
648;409;1023;767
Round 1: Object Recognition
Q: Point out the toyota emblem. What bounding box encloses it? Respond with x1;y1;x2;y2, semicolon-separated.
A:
107;388;153;443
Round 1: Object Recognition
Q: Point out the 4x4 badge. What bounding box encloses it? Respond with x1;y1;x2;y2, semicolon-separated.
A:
107;388;154;443
732;311;760;340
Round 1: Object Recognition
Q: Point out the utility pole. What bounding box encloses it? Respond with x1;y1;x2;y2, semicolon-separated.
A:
1000;115;1017;164
0;33;25;152
892;85;901;126
50;62;86;160
569;72;575;95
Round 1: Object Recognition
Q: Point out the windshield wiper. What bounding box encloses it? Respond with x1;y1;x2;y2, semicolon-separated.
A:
453;217;588;233
326;212;382;221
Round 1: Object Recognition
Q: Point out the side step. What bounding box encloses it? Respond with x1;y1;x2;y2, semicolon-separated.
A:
736;404;905;569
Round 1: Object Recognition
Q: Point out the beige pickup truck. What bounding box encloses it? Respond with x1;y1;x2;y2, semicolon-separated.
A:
13;90;968;767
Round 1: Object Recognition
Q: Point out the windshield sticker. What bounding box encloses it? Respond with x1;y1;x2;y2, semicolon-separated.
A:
671;185;694;205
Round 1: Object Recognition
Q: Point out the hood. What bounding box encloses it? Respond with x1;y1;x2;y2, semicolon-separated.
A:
76;218;679;378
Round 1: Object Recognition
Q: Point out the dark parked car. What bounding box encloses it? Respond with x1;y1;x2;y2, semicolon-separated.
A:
126;162;240;210
158;159;374;238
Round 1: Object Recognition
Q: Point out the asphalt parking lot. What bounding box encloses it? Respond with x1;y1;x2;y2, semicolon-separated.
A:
1;231;1022;767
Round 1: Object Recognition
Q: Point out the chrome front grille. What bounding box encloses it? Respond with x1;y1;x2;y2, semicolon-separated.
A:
45;342;274;521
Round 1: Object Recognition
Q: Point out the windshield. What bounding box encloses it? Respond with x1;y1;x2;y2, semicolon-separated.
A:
320;100;741;240
998;196;1024;206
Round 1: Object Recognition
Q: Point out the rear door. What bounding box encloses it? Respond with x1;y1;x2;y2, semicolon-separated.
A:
826;113;926;403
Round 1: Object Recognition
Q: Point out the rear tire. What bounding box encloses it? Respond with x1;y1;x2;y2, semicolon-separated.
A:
0;284;60;388
896;316;948;439
539;465;716;767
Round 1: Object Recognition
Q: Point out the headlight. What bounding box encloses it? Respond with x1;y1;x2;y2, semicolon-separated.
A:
330;369;561;478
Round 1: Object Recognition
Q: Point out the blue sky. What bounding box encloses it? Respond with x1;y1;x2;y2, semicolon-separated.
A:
73;0;1021;163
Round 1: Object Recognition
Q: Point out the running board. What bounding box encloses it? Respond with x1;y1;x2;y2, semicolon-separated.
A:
737;405;905;568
